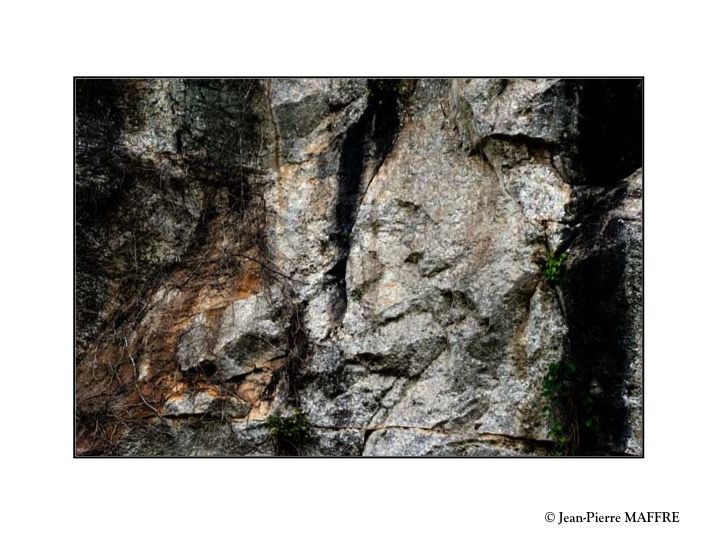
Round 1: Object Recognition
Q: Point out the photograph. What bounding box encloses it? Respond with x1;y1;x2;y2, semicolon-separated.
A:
74;78;643;457
6;1;720;537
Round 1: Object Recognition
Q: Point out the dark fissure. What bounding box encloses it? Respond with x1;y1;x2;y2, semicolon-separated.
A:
329;80;402;319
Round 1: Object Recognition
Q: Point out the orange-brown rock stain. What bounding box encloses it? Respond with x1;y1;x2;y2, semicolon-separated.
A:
75;222;277;455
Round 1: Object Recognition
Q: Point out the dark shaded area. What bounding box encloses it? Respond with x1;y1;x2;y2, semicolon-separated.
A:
329;80;403;316
182;359;218;379
75;80;141;221
75;80;139;359
575;79;642;185
560;181;640;454
562;230;630;451
550;79;643;453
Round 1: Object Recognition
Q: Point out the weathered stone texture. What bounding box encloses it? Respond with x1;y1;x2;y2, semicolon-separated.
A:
75;78;642;456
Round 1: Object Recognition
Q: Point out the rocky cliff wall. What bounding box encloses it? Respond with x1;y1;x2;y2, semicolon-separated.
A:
75;78;642;456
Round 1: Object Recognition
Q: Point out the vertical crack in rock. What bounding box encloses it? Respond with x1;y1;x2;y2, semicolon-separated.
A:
328;80;402;320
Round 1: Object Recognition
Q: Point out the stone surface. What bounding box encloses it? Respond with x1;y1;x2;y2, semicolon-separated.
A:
449;78;579;149
75;78;642;456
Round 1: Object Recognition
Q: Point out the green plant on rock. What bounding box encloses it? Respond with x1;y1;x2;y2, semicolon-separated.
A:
543;251;569;285
265;408;311;455
542;360;577;454
542;360;595;455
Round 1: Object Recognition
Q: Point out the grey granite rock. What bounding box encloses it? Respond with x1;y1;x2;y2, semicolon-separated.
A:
76;78;642;456
449;78;579;150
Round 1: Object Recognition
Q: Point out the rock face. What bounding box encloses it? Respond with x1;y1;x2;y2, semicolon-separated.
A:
75;78;643;456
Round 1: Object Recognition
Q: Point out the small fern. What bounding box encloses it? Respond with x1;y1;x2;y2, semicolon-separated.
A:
542;360;595;455
543;251;569;285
